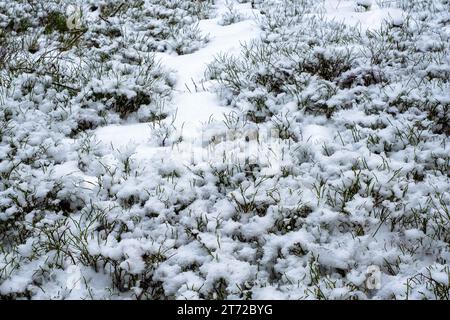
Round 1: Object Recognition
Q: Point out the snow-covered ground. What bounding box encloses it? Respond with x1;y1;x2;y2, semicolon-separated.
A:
0;0;449;300
95;1;260;162
323;0;405;30
92;0;404;169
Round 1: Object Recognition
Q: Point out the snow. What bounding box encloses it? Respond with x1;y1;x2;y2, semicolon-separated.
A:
1;0;449;301
323;0;405;31
431;270;449;286
303;124;333;145
95;123;152;148
172;92;229;140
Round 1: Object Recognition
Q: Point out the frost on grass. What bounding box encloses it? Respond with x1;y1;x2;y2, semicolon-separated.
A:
1;0;450;300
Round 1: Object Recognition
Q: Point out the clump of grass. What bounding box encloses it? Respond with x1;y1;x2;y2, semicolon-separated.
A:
218;1;244;26
44;11;68;34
